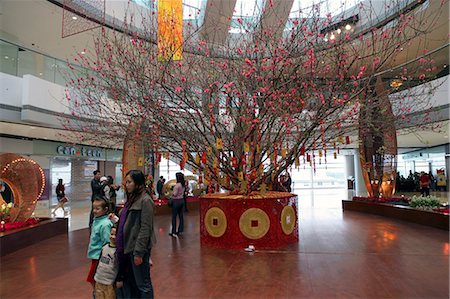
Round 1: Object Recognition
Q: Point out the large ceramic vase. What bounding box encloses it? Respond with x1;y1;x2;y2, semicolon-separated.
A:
358;78;397;198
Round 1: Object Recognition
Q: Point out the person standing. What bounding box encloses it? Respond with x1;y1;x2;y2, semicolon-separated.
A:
89;170;103;230
94;225;119;299
283;172;292;192
86;198;113;296
156;176;164;199
169;172;185;237
419;171;430;196
116;170;156;298
105;176;120;210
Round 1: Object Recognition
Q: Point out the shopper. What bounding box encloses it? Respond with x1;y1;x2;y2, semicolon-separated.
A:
116;170;156;298
94;225;119;299
156;176;164;199
169;172;186;237
53;178;68;214
86;197;113;295
89;170;103;230
419;171;430;196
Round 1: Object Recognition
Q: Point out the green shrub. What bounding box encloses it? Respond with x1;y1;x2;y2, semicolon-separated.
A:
409;195;441;209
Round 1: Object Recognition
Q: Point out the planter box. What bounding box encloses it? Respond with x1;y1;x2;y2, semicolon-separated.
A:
0;217;68;256
200;192;299;250
342;200;449;230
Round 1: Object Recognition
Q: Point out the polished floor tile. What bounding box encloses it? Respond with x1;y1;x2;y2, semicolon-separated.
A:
2;191;449;298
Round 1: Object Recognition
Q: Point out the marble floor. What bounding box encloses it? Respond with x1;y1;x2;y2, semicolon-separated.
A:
33;189;449;232
2;190;449;298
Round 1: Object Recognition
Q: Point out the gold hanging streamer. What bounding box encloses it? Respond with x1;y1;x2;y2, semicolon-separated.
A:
157;0;183;61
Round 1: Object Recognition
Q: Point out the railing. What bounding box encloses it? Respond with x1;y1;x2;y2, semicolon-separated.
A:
0;39;83;86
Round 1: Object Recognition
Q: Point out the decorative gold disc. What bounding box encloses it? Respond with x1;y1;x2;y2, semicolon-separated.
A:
204;207;227;237
280;206;296;235
239;208;270;239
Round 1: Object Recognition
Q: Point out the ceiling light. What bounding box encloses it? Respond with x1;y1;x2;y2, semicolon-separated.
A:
81;51;86;55
72;16;78;20
39;73;43;76
324;37;328;42
337;28;341;34
330;34;335;40
345;24;351;30
4;56;8;59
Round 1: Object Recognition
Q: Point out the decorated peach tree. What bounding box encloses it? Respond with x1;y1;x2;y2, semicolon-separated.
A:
62;0;446;194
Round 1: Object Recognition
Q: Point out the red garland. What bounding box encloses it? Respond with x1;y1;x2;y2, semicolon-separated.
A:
3;218;40;231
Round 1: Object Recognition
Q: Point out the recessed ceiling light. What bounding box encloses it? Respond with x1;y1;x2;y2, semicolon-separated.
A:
337;28;341;34
4;56;8;59
39;72;43;76
72;16;78;20
81;51;86;55
345;24;351;30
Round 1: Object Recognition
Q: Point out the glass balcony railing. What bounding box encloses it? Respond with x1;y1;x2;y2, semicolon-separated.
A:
0;39;83;86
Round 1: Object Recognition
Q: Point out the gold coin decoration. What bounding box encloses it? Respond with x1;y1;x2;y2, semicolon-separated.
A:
204;207;227;237
239;208;270;239
280;206;296;235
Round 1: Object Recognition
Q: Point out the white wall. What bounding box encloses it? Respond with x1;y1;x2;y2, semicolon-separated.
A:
21;74;67;113
0;72;22;106
0;137;33;154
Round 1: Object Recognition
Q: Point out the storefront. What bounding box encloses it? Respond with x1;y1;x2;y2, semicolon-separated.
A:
0;137;122;207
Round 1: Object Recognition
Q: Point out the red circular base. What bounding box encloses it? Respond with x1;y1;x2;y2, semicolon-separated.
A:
200;192;299;250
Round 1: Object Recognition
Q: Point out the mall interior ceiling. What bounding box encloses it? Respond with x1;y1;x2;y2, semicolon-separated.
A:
0;0;448;152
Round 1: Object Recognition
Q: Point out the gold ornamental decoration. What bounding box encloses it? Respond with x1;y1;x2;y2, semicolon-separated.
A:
239;208;270;240
280;206;296;235
0;153;45;222
204;207;227;237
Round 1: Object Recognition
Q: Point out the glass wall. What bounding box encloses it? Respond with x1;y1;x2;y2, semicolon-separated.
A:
159;157;193;181
291;155;347;208
0;39;81;86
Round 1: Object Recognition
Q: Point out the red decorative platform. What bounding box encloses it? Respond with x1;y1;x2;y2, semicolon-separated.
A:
0;217;68;256
200;192;299;250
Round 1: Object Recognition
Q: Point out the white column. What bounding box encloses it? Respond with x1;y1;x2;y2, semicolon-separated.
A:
353;150;367;197
345;154;355;199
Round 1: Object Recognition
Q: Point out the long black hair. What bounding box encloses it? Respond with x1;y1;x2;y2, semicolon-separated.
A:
125;169;146;206
175;172;185;186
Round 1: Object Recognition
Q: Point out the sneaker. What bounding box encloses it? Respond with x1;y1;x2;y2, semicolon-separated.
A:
169;233;176;237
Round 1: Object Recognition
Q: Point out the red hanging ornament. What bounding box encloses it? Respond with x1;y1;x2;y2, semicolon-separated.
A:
201;152;207;164
231;157;238;168
300;146;305;156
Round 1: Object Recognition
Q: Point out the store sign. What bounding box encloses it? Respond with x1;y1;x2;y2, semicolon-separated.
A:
56;145;103;158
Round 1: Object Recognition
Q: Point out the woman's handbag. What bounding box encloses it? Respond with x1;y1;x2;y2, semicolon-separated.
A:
167;197;173;207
